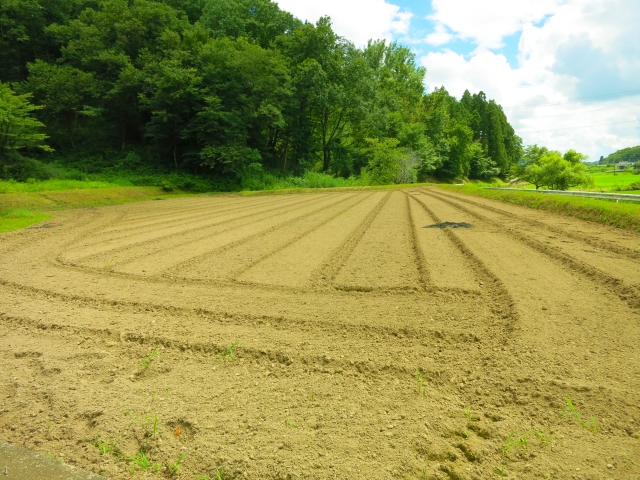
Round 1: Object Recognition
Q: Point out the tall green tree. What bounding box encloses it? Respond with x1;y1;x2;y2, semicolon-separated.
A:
0;82;52;175
523;150;593;190
23;60;98;148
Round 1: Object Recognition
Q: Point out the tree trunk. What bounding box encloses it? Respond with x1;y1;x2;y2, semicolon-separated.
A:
173;144;178;170
121;117;126;150
282;141;289;173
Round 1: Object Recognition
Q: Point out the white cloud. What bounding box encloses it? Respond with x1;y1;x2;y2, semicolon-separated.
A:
428;0;564;49
275;0;412;46
425;25;454;46
421;0;640;159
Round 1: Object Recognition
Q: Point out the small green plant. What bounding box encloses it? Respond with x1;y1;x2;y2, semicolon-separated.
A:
493;466;507;477
415;370;427;395
560;398;599;432
103;258;115;270
92;435;120;456
138;346;161;369
532;430;553;446
198;469;226;480
501;431;528;456
285;418;298;428
145;415;160;439
464;408;479;422
45;452;64;463
216;342;240;360
167;454;184;476
128;450;160;472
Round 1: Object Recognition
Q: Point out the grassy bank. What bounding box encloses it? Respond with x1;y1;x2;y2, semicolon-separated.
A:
0;186;187;233
438;185;640;233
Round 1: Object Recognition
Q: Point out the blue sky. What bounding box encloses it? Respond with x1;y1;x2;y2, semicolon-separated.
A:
276;0;640;161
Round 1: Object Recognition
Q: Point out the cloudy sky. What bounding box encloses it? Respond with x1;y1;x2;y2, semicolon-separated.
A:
276;0;640;161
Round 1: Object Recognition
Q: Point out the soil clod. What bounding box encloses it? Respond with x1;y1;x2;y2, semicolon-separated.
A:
424;221;473;229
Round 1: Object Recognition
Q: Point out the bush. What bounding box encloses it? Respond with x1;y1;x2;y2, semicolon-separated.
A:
159;181;175;192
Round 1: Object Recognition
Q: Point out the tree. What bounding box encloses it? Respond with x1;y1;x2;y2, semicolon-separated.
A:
22;60;98;148
602;145;640;165
522;151;594;190
563;149;588;164
0;82;52;175
468;141;499;179
364;137;405;185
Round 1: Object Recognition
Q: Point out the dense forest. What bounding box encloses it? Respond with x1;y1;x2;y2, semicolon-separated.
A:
602;145;640;165
0;0;523;187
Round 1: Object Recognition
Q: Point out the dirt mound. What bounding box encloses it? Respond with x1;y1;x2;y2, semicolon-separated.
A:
424;221;473;229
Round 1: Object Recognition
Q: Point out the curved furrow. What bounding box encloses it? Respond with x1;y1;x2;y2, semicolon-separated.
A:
85;195;287;244
140;193;361;278
424;188;640;310
59;194;324;267
434;188;640;261
216;193;375;283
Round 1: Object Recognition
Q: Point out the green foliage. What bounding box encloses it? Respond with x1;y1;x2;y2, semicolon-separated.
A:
215;342;240;360
560;397;599;432
415;370;427;395
563;149;588;165
167;454;184;476
364;138;406;185
501;431;528;455
91;435;120;456
604;145;640;165
522;150;594;190
439;184;640;233
138;346;161;369
128;450;160;472
1;0;521;185
0;82;52;176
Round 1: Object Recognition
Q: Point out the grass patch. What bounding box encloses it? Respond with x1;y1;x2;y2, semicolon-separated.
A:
128;450;160;472
0;186;190;234
0;208;51;232
0;179;119;194
588;171;640;191
438;185;640;233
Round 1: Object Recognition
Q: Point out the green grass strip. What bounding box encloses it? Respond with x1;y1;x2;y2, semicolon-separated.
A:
0;208;51;233
438;185;640;233
0;186;191;234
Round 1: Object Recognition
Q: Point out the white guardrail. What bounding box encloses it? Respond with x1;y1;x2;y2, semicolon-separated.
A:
483;187;640;202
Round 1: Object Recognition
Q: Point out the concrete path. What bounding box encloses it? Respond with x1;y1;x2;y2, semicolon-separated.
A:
0;441;107;480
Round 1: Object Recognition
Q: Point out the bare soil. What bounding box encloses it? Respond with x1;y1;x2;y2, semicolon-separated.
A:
1;187;639;480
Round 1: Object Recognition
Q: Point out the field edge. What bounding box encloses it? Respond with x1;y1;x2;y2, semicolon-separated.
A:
438;184;640;233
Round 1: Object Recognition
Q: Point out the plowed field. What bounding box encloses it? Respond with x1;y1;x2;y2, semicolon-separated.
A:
1;188;639;479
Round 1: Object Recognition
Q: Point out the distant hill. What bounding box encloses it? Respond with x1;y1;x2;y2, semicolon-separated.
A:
603;145;640;164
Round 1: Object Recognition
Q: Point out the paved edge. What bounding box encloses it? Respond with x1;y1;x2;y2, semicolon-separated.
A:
0;441;107;480
484;187;640;202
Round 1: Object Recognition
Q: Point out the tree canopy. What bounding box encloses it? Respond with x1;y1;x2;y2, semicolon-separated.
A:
1;0;523;183
603;145;640;165
0;82;53;175
521;150;593;190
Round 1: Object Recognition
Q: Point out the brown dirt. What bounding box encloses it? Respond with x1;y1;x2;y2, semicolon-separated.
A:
1;188;639;480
